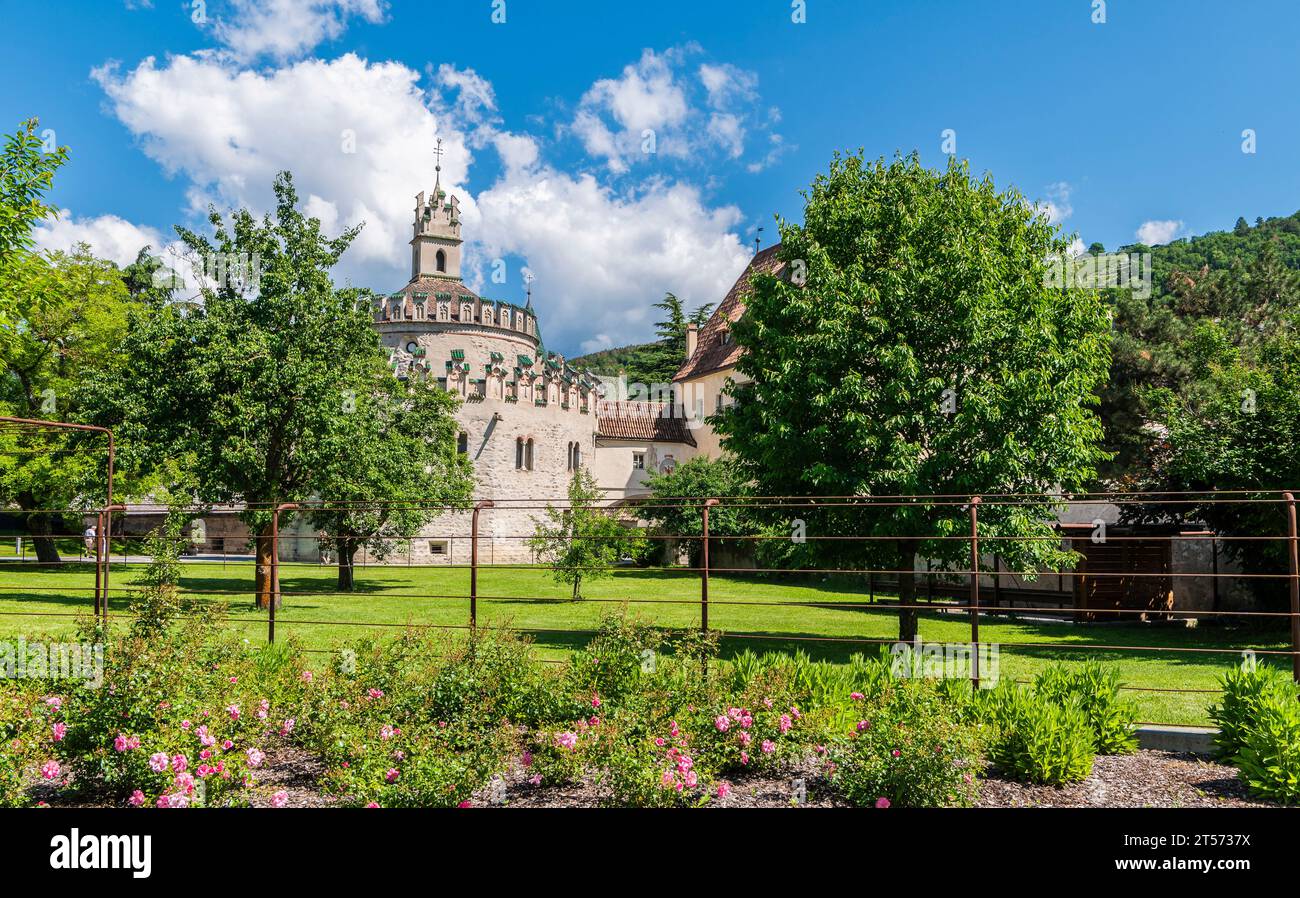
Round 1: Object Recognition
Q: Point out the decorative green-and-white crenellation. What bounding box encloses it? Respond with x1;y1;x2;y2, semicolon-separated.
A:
373;291;539;338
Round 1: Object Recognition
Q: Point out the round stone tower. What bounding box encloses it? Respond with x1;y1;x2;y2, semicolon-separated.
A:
372;148;602;563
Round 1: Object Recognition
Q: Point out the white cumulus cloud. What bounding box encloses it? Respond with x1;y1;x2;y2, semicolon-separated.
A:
33;209;166;267
569;47;783;174
1039;181;1074;225
207;0;388;63
92;52;469;274
90;49;758;353
1135;219;1184;246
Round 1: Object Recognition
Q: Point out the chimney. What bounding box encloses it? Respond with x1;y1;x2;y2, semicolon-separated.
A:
685;322;699;361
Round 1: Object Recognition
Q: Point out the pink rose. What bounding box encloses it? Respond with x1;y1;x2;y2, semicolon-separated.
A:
271;790;288;808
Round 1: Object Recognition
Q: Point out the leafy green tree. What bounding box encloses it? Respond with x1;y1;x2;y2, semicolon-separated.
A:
571;294;714;387
120;246;178;308
641;455;754;566
0;118;67;332
91;171;391;608
0;246;132;561
308;372;474;590
1103;241;1300;481
528;468;644;598
716;151;1111;640
1144;319;1300;605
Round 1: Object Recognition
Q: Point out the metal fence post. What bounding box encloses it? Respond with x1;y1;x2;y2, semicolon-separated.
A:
98;504;124;625
969;496;982;688
471;500;494;632
1284;492;1300;683
269;502;298;644
269;507;280;644
701;499;719;677
701;499;719;635
93;509;104;620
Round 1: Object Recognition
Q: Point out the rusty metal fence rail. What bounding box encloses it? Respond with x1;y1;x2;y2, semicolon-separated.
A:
2;490;1299;725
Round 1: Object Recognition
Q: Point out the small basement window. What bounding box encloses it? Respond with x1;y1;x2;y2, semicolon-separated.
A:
428;541;447;556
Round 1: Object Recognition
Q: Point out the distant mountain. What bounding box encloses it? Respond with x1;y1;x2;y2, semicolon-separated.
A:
1121;209;1300;283
567;341;682;387
1103;209;1300;481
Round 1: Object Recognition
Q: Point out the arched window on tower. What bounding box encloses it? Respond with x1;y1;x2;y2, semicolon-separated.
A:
525;438;534;471
436;249;447;273
516;437;525;470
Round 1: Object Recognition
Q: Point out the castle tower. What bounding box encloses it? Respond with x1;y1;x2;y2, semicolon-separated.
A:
410;139;462;281
365;158;606;566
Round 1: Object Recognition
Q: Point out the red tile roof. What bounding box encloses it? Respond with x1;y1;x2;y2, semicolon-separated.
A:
673;244;783;382
596;410;697;446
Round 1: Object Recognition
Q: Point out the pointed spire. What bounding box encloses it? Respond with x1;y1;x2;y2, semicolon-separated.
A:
524;271;534;310
433;137;444;198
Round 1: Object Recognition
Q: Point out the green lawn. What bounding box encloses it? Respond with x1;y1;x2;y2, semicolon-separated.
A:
0;557;1290;726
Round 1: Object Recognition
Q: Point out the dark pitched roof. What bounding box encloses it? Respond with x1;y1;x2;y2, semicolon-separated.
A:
597;410;697;446
673;243;784;382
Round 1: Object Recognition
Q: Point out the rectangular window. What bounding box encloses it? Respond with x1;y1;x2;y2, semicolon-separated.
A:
428;541;447;555
632;453;645;470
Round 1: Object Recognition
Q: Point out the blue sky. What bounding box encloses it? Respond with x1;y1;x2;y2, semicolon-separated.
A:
3;0;1299;356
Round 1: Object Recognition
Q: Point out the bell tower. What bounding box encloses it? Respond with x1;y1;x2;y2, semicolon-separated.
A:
410;138;462;281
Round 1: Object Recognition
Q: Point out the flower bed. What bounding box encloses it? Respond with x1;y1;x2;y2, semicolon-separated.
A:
3;551;1291;809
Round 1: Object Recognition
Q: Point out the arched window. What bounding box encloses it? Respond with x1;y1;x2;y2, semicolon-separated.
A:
525;438;534;471
457;432;468;454
572;442;581;471
436;249;447;272
516;437;524;470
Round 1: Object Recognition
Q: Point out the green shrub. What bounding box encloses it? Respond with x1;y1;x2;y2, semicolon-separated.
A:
0;682;57;807
1209;658;1296;761
1234;686;1300;804
831;682;982;808
980;683;1094;785
322;721;511;808
567;612;663;706
596;719;712;807
1034;663;1138;755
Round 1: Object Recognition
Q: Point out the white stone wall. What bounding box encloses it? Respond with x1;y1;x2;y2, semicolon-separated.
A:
375;320;602;564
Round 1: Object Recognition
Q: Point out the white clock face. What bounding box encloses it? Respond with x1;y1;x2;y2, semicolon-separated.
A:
405;341;418;353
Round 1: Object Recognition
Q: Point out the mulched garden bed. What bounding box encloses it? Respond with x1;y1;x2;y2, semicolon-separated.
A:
30;748;1280;808
975;750;1277;809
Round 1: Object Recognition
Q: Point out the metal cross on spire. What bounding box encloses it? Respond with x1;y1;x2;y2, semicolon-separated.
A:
524;271;534;309
433;137;444;172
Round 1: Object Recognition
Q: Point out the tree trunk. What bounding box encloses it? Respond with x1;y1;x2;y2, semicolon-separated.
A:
572;575;581;600
897;542;919;642
254;524;279;610
337;537;358;591
25;509;61;564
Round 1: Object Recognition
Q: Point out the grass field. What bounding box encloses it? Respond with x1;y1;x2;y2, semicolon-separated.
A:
0;556;1291;725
